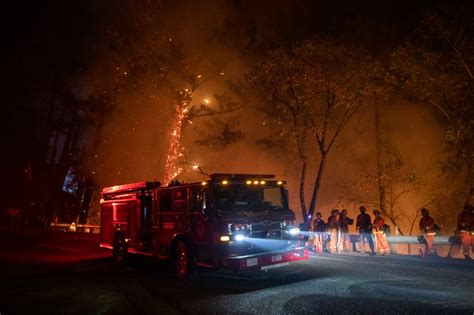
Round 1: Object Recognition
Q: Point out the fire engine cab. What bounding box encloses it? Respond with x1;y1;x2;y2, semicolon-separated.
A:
100;174;308;279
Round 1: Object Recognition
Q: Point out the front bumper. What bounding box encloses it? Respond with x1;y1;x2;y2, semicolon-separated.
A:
222;247;308;271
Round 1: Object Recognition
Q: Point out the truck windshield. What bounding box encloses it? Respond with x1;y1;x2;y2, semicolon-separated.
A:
213;184;286;212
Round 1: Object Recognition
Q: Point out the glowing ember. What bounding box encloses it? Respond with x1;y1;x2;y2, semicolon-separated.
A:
163;104;187;185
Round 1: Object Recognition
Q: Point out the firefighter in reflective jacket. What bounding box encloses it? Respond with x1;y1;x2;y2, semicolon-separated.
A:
419;208;437;255
372;209;390;255
356;206;375;255
312;212;326;253
338;209;353;252
327;209;339;254
457;205;474;259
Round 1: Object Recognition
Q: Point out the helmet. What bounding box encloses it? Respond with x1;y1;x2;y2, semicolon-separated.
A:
359;206;366;213
373;209;380;215
331;209;339;215
421;208;429;216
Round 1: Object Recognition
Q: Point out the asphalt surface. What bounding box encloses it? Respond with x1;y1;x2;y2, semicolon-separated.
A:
1;228;474;314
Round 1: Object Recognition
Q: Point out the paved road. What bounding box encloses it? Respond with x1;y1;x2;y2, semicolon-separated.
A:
1;229;473;314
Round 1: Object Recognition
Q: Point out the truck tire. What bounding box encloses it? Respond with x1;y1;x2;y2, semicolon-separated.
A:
113;234;126;264
175;241;189;280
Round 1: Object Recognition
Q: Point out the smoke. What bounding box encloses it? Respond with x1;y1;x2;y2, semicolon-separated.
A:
73;0;459;232
318;98;455;233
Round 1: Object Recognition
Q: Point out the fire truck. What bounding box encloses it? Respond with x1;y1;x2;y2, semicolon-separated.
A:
99;174;308;279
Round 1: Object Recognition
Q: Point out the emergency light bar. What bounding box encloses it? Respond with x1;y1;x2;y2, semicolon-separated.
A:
210;174;275;180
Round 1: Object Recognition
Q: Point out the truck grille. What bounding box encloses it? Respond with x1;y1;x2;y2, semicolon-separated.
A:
250;221;282;239
227;221;295;256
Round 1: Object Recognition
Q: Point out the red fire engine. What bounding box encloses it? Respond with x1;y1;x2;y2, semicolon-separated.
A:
100;174;308;279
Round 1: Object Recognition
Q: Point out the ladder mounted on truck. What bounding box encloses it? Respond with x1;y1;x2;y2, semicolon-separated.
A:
101;181;161;198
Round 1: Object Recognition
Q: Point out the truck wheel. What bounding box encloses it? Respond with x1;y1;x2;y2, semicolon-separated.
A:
113;234;126;264
175;241;189;280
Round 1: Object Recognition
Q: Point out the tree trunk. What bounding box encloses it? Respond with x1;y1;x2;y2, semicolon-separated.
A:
373;98;406;235
409;212;419;236
385;214;405;235
307;153;327;223
466;160;473;205
374;97;387;217
299;160;308;220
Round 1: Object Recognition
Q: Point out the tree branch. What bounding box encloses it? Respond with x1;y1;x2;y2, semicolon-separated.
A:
192;103;246;118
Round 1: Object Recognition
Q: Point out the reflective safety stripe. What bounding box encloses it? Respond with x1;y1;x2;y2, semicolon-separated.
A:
426;232;436;236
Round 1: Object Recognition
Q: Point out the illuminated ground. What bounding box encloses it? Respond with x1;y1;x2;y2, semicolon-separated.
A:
1;229;473;314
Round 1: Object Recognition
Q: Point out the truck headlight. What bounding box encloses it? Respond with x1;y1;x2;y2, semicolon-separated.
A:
234;234;246;241
288;227;300;235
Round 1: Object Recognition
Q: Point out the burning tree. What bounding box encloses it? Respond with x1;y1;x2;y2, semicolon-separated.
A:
80;0;247;189
163;84;245;185
248;38;379;224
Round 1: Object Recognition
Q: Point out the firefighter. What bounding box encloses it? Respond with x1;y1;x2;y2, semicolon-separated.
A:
356;206;375;255
312;212;326;253
372;209;390;255
338;209;353;252
327;209;339;254
457;205;474;259
419;208;438;256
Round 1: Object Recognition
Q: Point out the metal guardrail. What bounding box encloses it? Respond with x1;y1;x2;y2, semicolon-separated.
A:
386;235;461;245
348;234;461;245
345;234;463;255
50;223;100;234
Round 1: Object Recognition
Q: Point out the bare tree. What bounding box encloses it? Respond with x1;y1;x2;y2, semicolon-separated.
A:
390;5;474;200
343;151;432;235
248;38;379;223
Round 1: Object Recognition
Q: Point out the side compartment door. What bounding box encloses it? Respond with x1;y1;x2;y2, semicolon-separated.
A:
157;188;173;257
156;188;187;257
138;195;152;251
189;186;214;264
100;202;114;246
152;190;161;255
110;199;134;247
126;199;140;249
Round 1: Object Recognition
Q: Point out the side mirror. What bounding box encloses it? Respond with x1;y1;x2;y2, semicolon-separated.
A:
200;190;209;220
